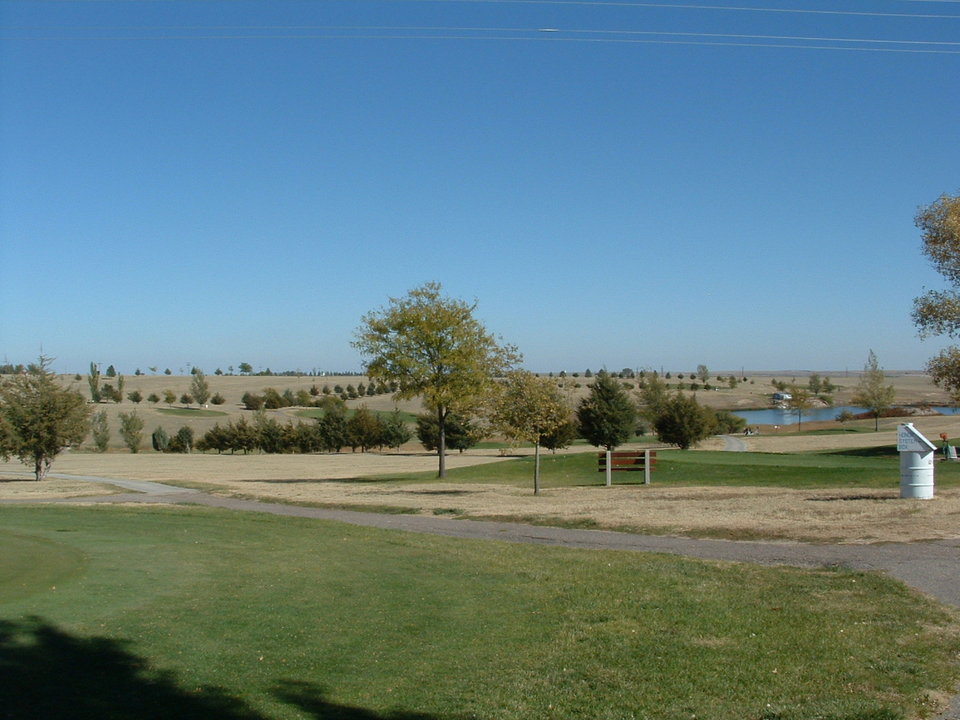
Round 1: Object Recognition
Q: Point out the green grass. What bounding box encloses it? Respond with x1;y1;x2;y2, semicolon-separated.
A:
295;408;419;423
1;505;957;719
381;446;960;491
156;407;227;418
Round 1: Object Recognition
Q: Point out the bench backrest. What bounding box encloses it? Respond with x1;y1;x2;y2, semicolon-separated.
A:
597;451;657;471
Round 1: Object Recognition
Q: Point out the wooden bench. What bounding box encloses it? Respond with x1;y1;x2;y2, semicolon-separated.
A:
598;450;656;485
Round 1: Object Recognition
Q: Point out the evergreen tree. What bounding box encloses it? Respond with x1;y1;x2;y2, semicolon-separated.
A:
0;356;90;479
576;371;637;450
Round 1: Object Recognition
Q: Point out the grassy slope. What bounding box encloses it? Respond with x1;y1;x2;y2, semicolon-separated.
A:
1;505;958;720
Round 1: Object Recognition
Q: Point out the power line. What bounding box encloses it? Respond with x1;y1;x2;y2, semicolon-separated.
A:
7;22;960;48
366;0;960;20
4;27;959;52
12;0;960;18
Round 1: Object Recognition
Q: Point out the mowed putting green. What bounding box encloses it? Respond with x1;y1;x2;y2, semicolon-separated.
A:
1;505;958;720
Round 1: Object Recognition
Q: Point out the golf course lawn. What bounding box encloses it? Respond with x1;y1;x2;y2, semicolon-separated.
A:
1;504;958;719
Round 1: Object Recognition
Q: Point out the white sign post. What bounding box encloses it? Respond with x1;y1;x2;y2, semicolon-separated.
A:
897;423;937;499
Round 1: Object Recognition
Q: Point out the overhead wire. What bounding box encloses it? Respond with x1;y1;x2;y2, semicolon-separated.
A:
3;0;958;53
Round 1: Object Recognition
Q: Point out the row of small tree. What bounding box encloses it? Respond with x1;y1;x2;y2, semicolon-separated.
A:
194;408;413;455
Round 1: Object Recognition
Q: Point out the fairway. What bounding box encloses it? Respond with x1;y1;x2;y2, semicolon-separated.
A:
1;505;958;720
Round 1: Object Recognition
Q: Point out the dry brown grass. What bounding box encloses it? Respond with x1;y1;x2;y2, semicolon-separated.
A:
4;436;960;544
5;371;957;544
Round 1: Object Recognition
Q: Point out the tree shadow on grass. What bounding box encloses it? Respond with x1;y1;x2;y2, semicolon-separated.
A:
0;616;262;720
0;617;452;720
272;680;456;720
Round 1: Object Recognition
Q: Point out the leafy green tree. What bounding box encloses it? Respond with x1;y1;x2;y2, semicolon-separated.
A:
576;371;637;450
0;357;90;479
117;375;125;402
127;390;143;404
381;410;412;451
490;370;573;494
210;392;226;405
190;369;210;406
353;282;519;477
912;192;960;397
713;409;746;435
105;364;117;378
87;362;102;403
238;362;253;375
162;389;176;406
118;411;144;453
851;350;896;431
652;392;716;450
90;410;110;452
152;426;170;452
147;392;160;404
541;419;578;453
179;393;194;406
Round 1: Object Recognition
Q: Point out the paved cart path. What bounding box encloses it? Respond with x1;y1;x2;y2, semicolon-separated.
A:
6;472;960;718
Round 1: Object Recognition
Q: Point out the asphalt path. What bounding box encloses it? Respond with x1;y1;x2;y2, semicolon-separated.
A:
6;472;960;718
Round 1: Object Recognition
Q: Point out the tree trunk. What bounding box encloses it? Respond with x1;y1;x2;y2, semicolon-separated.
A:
534;442;541;495
438;406;447;479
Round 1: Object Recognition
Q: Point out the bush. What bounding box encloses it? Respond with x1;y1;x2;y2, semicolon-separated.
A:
652;393;716;450
151;427;170;452
242;392;265;411
210;392;226;405
91;411;110;453
118;412;144;453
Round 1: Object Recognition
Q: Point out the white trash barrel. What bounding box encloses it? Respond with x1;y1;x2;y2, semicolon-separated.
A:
900;450;935;499
897;423;936;500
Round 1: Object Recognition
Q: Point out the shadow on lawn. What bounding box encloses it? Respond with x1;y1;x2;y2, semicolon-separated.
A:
0;617;449;720
273;680;462;720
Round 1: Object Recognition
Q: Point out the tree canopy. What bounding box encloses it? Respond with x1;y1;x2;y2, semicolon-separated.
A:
576;371;637;451
913;192;960;397
0;357;90;479
353;282;519;477
651;392;716;450
490;370;573;494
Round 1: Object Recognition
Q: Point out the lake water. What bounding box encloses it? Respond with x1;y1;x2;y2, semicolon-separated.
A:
732;405;960;426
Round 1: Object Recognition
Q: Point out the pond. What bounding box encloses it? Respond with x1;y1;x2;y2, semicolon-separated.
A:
732;405;960;426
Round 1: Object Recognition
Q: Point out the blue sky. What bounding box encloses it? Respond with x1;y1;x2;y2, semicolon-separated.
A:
1;0;958;375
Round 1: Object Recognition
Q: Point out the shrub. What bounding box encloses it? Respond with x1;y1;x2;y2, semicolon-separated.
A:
151;427;170;452
652;393;716;450
210;392;226;405
118;411;144;453
91;411;110;453
242;392;265;411
167;426;194;453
